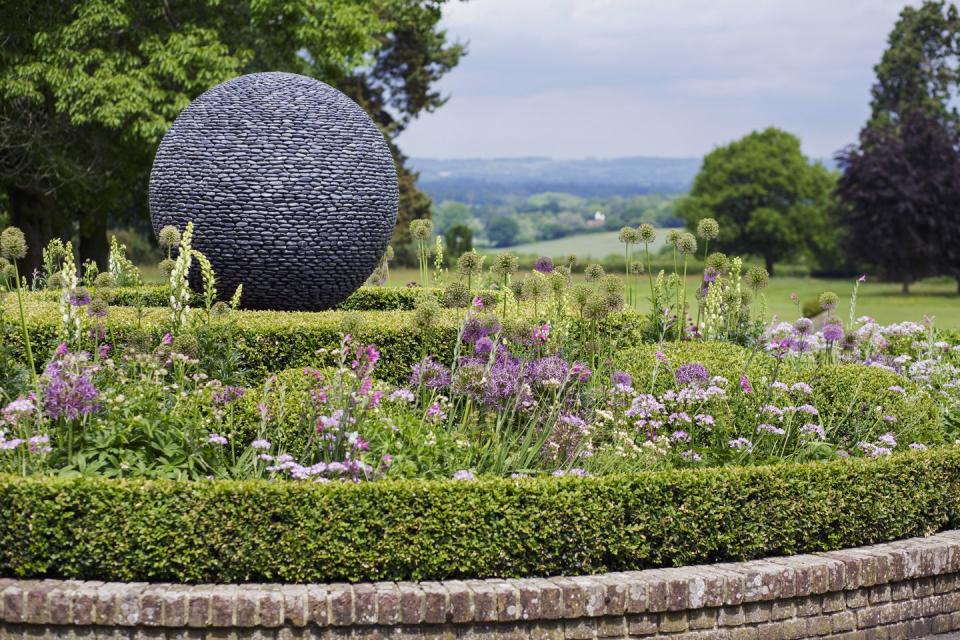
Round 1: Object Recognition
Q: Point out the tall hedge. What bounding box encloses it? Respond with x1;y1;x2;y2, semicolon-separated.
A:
0;450;957;583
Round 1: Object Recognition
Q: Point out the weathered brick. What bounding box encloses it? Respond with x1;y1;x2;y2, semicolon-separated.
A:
464;580;496;623
780;618;808;640
795;596;821;617
48;584;74;626
547;578;583;619
396;583;424;625
349;583;376;626
687;569;725;609
529;621;564;640
845;588;869;609
305;585;328;627
568;577;604;617
868;584;890;604
258;586;284;628
687;608;715;630
718;605;744;626
595;615;625;638
626;613;658;636
742;602;770;624
922;593;944;616
161;585;190;628
444;580;472;624
139;585;165;627
115;583;148;626
831;610;856;633
770;599;794;621
24;582;53;624
856;607;880;628
72;583;102;626
806;615;832;636
327;584;353;626
889;582;912;601
913;576;935;597
589;574;625;616
371;583;398;626
487;581;517;622
419;582;448;625
562;618;596;640
208;585;236;628
658;610;688;633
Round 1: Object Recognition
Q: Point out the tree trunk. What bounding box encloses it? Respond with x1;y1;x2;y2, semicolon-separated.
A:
78;211;109;270
7;186;70;279
765;256;775;277
901;280;910;295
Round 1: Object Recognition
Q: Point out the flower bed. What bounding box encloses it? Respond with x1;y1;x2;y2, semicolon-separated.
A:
1;450;958;583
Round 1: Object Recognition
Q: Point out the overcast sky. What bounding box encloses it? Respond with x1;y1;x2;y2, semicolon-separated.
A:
399;0;913;159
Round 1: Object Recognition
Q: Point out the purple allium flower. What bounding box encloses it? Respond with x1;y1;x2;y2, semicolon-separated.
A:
452;469;476;481
208;433;228;446
213;385;246;406
474;335;494;356
534;256;554;273
461;316;500;345
532;323;551;344
739;375;753;395
69;290;91;307
703;267;718;284
801;423;825;440
878;432;897;447
611;370;633;389
42;359;99;421
675;363;710;388
56;342;68;357
757;423;786;435
670;430;690;442
162;332;173;345
389;388;415;403
410;357;452;390
655;351;668;364
251;439;271;450
793;318;813;335
525;355;571;386
823;321;844;342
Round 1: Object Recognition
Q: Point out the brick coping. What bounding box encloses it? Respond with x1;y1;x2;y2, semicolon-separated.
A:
2;531;959;630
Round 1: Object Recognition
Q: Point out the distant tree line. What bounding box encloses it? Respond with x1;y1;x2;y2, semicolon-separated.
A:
678;1;960;292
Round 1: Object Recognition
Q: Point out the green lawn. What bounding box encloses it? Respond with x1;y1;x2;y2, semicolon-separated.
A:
387;267;960;329
496;229;672;259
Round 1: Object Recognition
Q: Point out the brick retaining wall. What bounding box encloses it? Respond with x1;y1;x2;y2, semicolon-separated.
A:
5;531;960;639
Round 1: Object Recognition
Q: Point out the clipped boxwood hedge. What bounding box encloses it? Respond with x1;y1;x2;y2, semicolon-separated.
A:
615;341;776;392
29;285;500;312
4;300;463;384
0;449;958;583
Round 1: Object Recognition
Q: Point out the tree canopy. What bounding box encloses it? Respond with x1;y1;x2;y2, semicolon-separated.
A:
677;127;835;275
0;0;463;270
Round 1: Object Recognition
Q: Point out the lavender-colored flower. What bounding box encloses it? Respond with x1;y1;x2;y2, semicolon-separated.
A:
161;332;173;345
878;432;897;447
728;437;753;450
213;385;246;406
739;375;753;395
801;423;825;440
887;385;905;395
757;423;786;435
452;469;476;481
69;289;91;307
909;443;927;450
42;359;99;420
680;450;702;462
389;388;415;403
251;439;271;450
410;357;452;390
675;363;710;388
3;397;34;416
552;468;589;477
474;336;494;356
534;256;555;273
208;433;228;445
525;355;571;386
793;318;813;336
670;430;690;442
461;316;500;345
823;321;844;342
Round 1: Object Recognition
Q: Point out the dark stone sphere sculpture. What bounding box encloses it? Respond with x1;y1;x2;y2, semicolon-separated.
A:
148;72;399;310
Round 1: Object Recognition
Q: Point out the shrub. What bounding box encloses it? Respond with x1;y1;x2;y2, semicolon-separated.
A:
798;363;943;447
615;341;776;393
31;286;503;313
0;450;958;583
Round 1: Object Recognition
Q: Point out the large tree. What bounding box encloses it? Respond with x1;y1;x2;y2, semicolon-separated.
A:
0;0;462;272
836;112;960;293
677;127;835;275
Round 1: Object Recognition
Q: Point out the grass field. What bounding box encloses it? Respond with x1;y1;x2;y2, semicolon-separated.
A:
386;267;960;329
501;229;672;259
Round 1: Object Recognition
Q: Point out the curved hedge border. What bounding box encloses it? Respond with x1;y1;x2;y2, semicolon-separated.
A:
1;450;958;584
28;285;501;312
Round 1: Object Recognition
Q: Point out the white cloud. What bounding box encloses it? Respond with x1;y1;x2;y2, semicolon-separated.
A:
400;0;915;158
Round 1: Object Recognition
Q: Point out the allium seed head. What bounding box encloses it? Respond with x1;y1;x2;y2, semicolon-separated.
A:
158;258;176;277
0;227;27;260
618;226;640;244
667;229;682;247
705;252;730;274
745;265;769;291
585;263;606;282
157;225;181;249
442;281;471;308
696;218;719;240
677;232;697;255
492;251;519;278
456;250;483;276
93;272;116;288
819;291;840;311
637;223;657;244
409;219;434;241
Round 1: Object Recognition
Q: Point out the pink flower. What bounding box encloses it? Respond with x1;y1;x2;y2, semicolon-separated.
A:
739;375;753;395
161;333;173;345
532;323;551;344
571;362;591;382
655;351;667;364
55;342;68;357
857;275;867;283
472;296;485;311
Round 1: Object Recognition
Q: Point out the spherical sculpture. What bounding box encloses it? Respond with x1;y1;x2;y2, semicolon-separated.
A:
149;72;399;310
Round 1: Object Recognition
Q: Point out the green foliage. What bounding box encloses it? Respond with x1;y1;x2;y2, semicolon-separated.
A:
487;216;520;247
1;450;958;582
443;224;473;261
796;363;943;448
677;128;837;275
616;341;775;393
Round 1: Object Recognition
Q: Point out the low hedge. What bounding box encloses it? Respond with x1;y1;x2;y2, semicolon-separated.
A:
30;285;500;312
4;300;463;384
0;449;957;583
615;341;776;392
